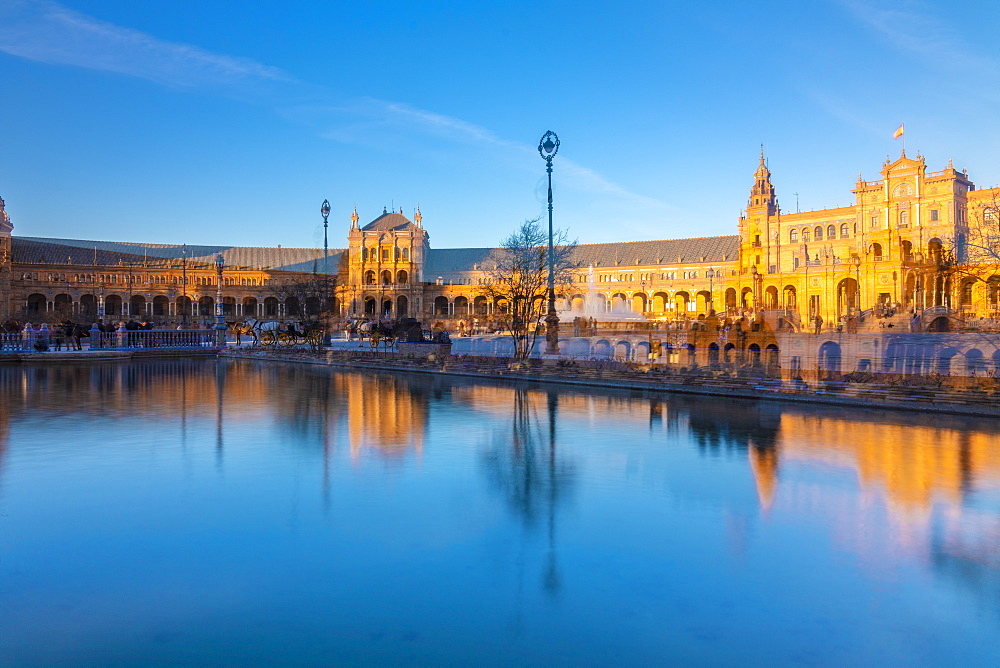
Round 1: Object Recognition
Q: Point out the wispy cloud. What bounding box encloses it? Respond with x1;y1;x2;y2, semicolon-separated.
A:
373;103;671;211
0;0;669;216
839;0;1000;82
381;103;523;149
0;0;289;87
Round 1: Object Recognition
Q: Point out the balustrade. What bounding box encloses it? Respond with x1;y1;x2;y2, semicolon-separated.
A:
0;328;218;352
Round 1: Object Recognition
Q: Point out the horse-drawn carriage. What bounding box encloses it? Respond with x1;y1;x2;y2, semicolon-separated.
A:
355;318;424;349
242;318;324;349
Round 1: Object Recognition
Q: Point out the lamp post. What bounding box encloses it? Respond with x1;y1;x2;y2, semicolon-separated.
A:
98;281;105;320
706;268;716;315
321;199;331;344
321;199;331;273
539;130;561;355
215;254;226;348
750;265;760;309
852;255;861;315
181;243;188;325
125;261;134;317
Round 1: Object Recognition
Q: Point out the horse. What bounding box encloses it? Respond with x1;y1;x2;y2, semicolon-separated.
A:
227;321;255;346
243;317;281;346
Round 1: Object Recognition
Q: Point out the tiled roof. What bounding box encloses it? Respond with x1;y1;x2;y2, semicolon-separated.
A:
567;236;740;267
361;211;420;232
426;236;740;273
12;234;740;275
425;248;496;273
13;236;342;273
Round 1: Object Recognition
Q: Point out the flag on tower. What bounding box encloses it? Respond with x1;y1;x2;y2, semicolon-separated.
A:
893;124;904;139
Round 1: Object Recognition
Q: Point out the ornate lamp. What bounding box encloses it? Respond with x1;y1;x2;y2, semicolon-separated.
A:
538;130;561;355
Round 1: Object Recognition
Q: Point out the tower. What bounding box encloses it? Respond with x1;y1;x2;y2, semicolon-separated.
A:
346;206;429;318
0;195;12;320
739;151;779;277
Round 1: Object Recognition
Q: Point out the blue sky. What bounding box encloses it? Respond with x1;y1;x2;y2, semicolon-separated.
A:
2;0;999;250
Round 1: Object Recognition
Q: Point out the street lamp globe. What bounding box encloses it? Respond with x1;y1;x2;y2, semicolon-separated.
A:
539;132;560;159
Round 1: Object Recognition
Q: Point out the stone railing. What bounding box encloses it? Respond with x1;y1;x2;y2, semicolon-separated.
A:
88;327;218;350
1;327;218;352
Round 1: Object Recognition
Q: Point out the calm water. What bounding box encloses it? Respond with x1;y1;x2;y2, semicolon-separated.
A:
1;360;998;666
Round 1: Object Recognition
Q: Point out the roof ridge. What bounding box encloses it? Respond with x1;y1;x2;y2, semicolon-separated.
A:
572;235;739;248
18;236;342;252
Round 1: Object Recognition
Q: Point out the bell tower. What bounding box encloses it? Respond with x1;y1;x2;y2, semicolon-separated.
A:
739;150;779;275
0;195;12;320
747;150;777;217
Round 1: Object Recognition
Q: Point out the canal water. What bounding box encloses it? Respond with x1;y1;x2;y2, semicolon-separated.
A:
1;359;998;666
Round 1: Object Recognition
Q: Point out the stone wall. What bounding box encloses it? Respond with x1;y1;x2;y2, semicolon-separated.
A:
778;332;1000;380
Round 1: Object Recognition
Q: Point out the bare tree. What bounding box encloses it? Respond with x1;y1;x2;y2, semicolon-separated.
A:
941;192;1000;312
267;269;340;348
479;218;576;359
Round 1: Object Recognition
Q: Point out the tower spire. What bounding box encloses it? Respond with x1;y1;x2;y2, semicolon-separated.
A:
748;151;777;215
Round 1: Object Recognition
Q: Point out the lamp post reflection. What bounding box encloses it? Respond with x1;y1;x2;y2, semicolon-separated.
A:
215;359;226;466
483;387;574;597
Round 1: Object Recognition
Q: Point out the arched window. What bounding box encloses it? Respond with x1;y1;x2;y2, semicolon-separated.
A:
827;224;836;239
899;210;909;227
802;228;810;242
789;228;798;242
814;226;824;241
841;223;849;238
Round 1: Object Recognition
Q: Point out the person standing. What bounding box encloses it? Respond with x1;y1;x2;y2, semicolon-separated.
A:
72;322;86;350
125;317;139;348
35;323;50;352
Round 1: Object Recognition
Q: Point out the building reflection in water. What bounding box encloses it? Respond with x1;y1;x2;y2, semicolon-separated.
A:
0;361;997;518
0;359;998;612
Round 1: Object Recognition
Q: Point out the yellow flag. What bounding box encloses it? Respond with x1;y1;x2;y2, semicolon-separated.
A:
893;124;904;139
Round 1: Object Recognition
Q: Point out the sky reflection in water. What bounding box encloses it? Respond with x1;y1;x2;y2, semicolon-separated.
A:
0;359;998;666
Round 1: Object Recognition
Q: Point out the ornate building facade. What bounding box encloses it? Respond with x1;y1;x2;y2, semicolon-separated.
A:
2;150;999;331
